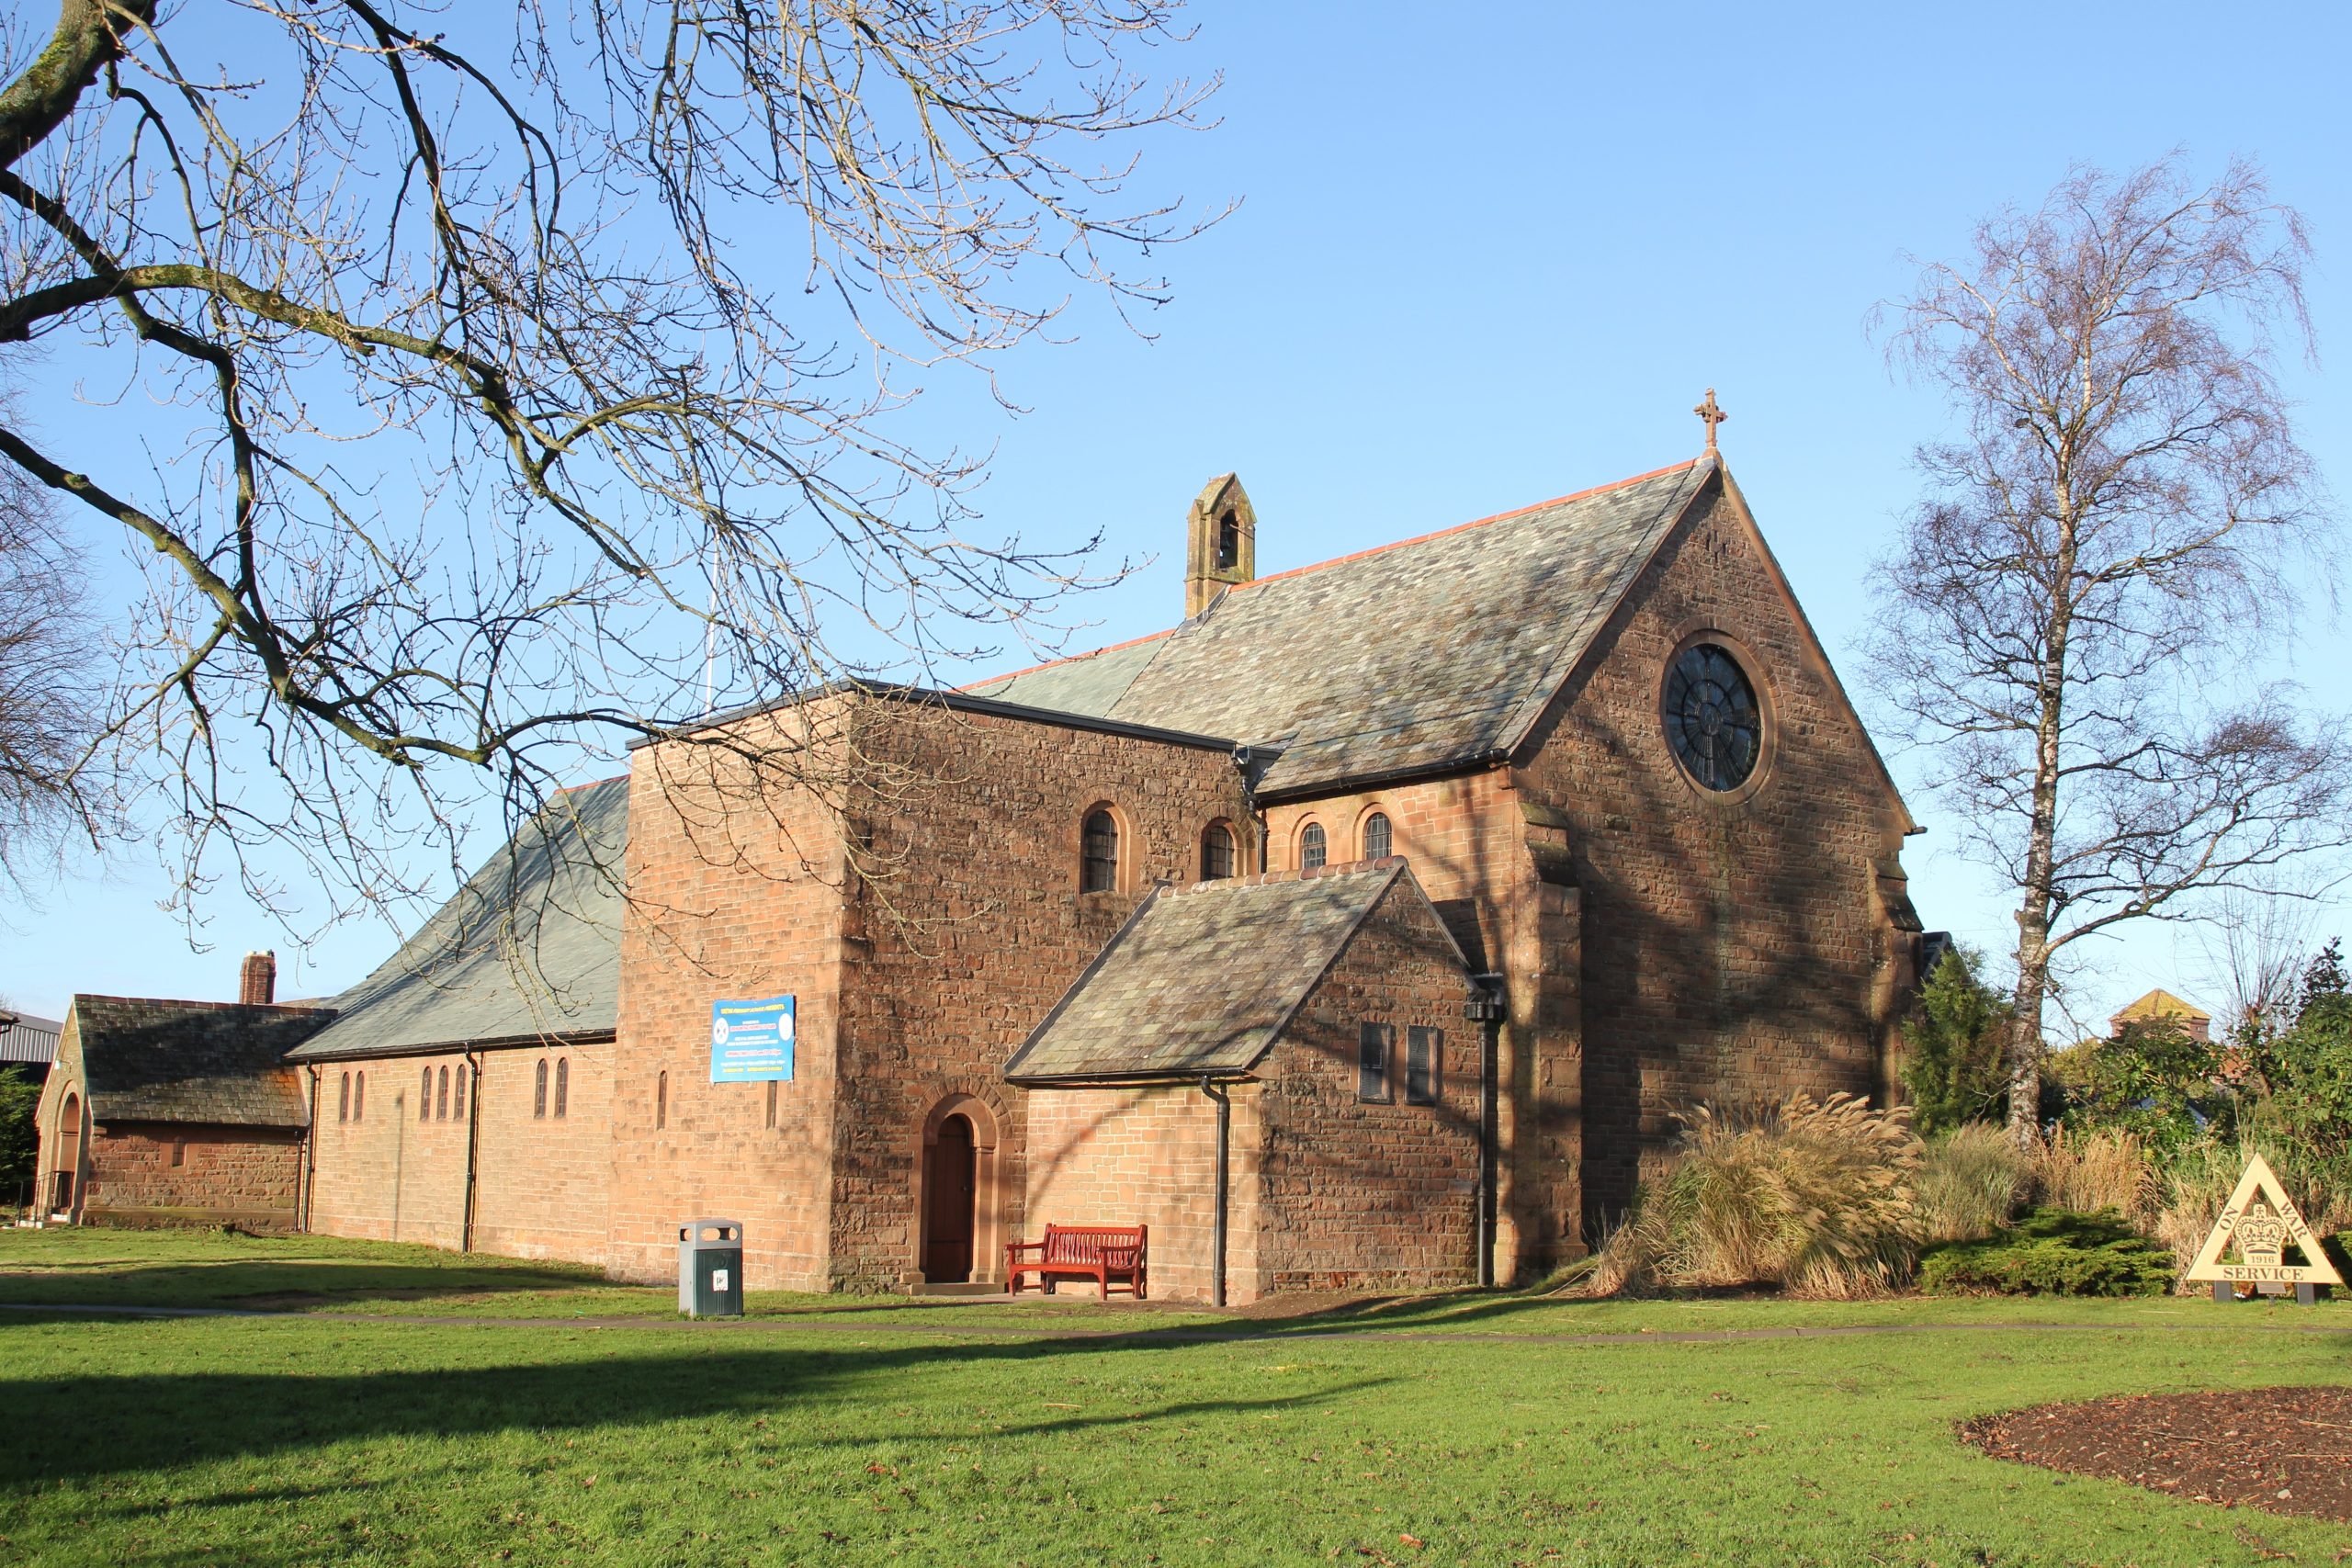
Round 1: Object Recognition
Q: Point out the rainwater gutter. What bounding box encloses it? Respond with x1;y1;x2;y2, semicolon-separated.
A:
462;1049;483;1253
1468;976;1507;1289
301;1066;321;1233
1199;1075;1231;1308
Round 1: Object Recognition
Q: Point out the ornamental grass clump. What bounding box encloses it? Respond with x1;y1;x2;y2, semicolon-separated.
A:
2031;1126;2151;1217
1594;1092;1921;1299
1915;1122;2030;1244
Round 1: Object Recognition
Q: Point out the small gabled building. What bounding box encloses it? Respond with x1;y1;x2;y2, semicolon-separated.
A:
35;982;332;1228
1005;859;1487;1303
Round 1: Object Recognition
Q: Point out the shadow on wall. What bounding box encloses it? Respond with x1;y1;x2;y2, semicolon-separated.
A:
0;1327;1391;1487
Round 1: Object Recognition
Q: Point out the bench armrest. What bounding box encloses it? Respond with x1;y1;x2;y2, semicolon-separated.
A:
1004;1239;1047;1258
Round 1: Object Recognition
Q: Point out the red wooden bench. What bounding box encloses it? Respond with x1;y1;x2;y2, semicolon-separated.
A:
1004;1223;1148;1301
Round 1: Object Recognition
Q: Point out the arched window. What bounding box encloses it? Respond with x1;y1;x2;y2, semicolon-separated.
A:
420;1066;433;1121
438;1065;451;1121
338;1071;351;1122
354;1072;366;1121
1216;509;1241;570
1363;812;1392;861
1080;808;1120;893
1201;821;1236;881
554;1058;570;1119
534;1059;548;1119
1300;821;1327;871
656;1070;669;1130
453;1064;469;1121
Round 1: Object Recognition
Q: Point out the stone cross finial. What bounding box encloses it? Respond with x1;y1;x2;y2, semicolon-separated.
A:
1693;388;1728;454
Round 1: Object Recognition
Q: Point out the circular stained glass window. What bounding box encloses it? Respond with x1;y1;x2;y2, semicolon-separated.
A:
1663;643;1762;792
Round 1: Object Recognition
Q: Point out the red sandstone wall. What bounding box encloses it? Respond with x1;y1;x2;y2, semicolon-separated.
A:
471;1044;613;1264
1513;476;1911;1229
303;1053;467;1249
303;1045;613;1266
32;1013;85;1217
80;1122;301;1228
1253;875;1482;1294
1023;1084;1261;1303
1258;770;1575;1277
837;700;1253;1291
608;706;853;1289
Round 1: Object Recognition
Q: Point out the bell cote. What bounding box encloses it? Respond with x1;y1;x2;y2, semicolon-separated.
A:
1185;472;1257;618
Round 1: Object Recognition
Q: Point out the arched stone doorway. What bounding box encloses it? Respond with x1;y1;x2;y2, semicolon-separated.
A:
917;1095;1006;1287
52;1091;81;1217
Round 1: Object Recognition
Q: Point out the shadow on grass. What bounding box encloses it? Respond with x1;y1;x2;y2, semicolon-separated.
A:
0;1329;1388;1486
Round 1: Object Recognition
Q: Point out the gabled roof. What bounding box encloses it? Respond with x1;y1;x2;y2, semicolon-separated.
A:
289;778;629;1061
975;460;1716;796
1003;861;1472;1083
71;996;329;1127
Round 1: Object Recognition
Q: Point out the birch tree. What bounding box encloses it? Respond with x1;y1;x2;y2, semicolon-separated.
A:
1869;157;2344;1145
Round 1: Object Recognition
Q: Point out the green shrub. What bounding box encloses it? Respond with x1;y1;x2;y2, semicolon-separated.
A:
1918;1207;2174;1297
1915;1123;2028;1243
1899;948;2010;1134
1595;1092;1920;1299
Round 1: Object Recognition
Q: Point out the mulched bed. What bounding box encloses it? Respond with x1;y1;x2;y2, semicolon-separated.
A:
1962;1386;2352;1525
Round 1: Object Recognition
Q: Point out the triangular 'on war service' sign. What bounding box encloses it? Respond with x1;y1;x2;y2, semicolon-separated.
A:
2185;1153;2343;1296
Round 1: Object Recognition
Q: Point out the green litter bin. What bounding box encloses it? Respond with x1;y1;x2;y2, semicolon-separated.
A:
678;1218;744;1317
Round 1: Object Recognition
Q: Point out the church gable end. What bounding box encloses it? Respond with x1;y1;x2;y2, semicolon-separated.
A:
1513;470;1918;1231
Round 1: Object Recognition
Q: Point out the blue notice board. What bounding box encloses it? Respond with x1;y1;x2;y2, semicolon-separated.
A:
710;995;796;1083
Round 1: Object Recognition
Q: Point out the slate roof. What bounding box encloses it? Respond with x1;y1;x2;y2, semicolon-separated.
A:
71;997;329;1127
1003;862;1470;1083
289;778;628;1061
975;460;1716;796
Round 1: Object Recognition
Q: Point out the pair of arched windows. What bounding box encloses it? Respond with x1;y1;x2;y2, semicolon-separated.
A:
418;1064;470;1122
533;1058;570;1120
1299;810;1391;872
336;1070;367;1122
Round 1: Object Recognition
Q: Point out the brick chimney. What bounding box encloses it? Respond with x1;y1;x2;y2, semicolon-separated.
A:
1184;473;1257;618
239;950;277;1006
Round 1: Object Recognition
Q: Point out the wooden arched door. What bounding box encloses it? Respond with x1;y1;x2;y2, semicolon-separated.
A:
53;1092;81;1214
922;1113;978;1282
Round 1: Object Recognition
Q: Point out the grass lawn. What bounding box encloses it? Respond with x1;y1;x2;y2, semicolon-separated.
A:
3;1229;2349;1565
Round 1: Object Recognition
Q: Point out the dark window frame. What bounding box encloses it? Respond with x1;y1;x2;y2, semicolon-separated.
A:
656;1070;669;1130
438;1065;451;1121
554;1057;570;1119
534;1059;548;1119
1201;820;1236;880
1357;1021;1393;1103
1405;1025;1442;1106
454;1063;469;1121
337;1071;351;1123
1080;808;1121;893
1363;811;1392;861
420;1066;433;1122
1300;821;1327;871
354;1072;366;1121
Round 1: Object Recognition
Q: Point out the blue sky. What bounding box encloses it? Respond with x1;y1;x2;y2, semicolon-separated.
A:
6;3;2350;1031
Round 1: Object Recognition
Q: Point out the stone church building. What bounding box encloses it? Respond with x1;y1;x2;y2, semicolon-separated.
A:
36;450;1928;1302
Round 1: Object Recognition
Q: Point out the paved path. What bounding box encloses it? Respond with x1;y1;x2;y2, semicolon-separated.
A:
5;1299;2349;1347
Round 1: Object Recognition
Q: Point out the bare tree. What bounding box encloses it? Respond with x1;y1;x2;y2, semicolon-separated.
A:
2198;884;2321;1046
0;1;1220;935
1868;156;2346;1145
0;421;107;882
